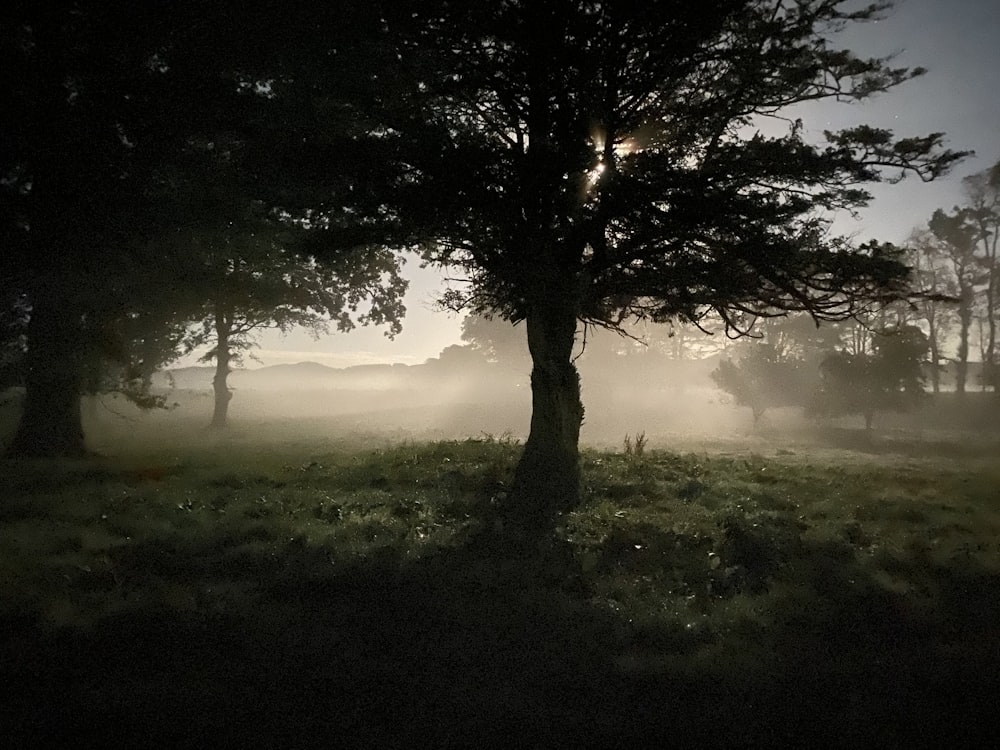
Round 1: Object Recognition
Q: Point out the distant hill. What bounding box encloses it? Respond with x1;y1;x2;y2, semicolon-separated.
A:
155;361;422;391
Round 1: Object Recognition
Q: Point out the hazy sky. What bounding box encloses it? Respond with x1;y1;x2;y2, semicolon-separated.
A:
194;0;1000;370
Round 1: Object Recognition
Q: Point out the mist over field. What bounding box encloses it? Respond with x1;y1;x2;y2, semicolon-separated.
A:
3;343;993;460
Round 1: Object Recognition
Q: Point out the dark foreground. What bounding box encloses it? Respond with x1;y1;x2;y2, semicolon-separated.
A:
2;434;999;748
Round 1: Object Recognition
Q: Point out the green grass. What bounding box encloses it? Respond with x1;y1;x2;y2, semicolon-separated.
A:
2;425;999;747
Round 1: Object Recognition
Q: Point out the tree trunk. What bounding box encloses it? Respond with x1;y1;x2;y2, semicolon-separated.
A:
929;344;941;394
210;311;233;429
956;302;971;396
7;301;87;457
505;298;584;541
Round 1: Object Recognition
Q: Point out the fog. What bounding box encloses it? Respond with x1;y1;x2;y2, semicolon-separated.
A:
12;322;979;461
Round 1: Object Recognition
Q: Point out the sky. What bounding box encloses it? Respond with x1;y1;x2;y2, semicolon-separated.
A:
186;0;1000;370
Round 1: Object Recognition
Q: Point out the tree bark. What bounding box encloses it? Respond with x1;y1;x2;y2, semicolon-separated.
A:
928;336;941;394
6;301;87;457
505;296;584;541
210;308;233;429
956;299;971;396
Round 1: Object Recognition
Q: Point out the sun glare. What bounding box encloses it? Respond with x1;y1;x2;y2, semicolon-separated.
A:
588;161;607;185
587;132;638;187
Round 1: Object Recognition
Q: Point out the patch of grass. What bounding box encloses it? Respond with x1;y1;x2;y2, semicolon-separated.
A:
2;436;999;747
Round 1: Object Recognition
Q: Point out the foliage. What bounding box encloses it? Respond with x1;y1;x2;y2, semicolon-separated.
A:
711;341;808;424
961;161;1000;390
0;1;272;454
809;325;928;430
380;1;966;327
460;314;531;369
896;159;1000;395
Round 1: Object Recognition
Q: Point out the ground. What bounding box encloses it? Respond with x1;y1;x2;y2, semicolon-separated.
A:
1;392;999;747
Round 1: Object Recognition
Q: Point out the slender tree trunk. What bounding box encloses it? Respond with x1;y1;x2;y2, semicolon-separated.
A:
505;296;584;541
210;310;233;429
7;301;87;456
956;299;971;396
927;313;941;394
986;280;996;392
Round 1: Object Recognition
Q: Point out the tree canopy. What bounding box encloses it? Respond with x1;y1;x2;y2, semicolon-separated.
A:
336;0;966;536
810;324;928;431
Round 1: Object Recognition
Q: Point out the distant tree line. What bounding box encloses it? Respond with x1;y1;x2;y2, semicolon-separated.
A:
903;161;1000;395
708;313;927;431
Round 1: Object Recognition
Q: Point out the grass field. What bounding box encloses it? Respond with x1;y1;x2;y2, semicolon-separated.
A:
2;398;1000;747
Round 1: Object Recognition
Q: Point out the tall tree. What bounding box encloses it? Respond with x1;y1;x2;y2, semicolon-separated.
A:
928;208;981;396
0;1;252;455
148;120;408;429
962;161;1000;391
361;0;964;539
903;230;957;393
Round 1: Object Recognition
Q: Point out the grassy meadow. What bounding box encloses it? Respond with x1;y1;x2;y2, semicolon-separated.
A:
2;393;1000;747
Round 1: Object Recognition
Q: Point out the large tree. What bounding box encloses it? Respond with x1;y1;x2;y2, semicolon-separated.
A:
710;315;826;425
0;1;255;455
355;0;964;539
962;161;1000;391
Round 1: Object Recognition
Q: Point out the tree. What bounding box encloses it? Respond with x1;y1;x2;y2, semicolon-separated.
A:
1;0;402;451
962;161;1000;391
810;325;928;431
903;231;958;393
181;238;406;429
362;0;964;539
146;114;409;429
710;316;820;425
928;208;982;396
0;1;255;455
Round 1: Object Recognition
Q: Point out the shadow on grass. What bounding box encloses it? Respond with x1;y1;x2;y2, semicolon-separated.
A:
809;425;1000;460
3;507;999;749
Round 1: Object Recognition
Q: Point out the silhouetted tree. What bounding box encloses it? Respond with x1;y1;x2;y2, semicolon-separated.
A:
147;124;408;429
182;239;406;429
810;325;928;431
928;208;982;396
903;231;958;393
962;161;1000;390
460;314;532;374
362;0;964;539
710;314;820;425
0;1;256;455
